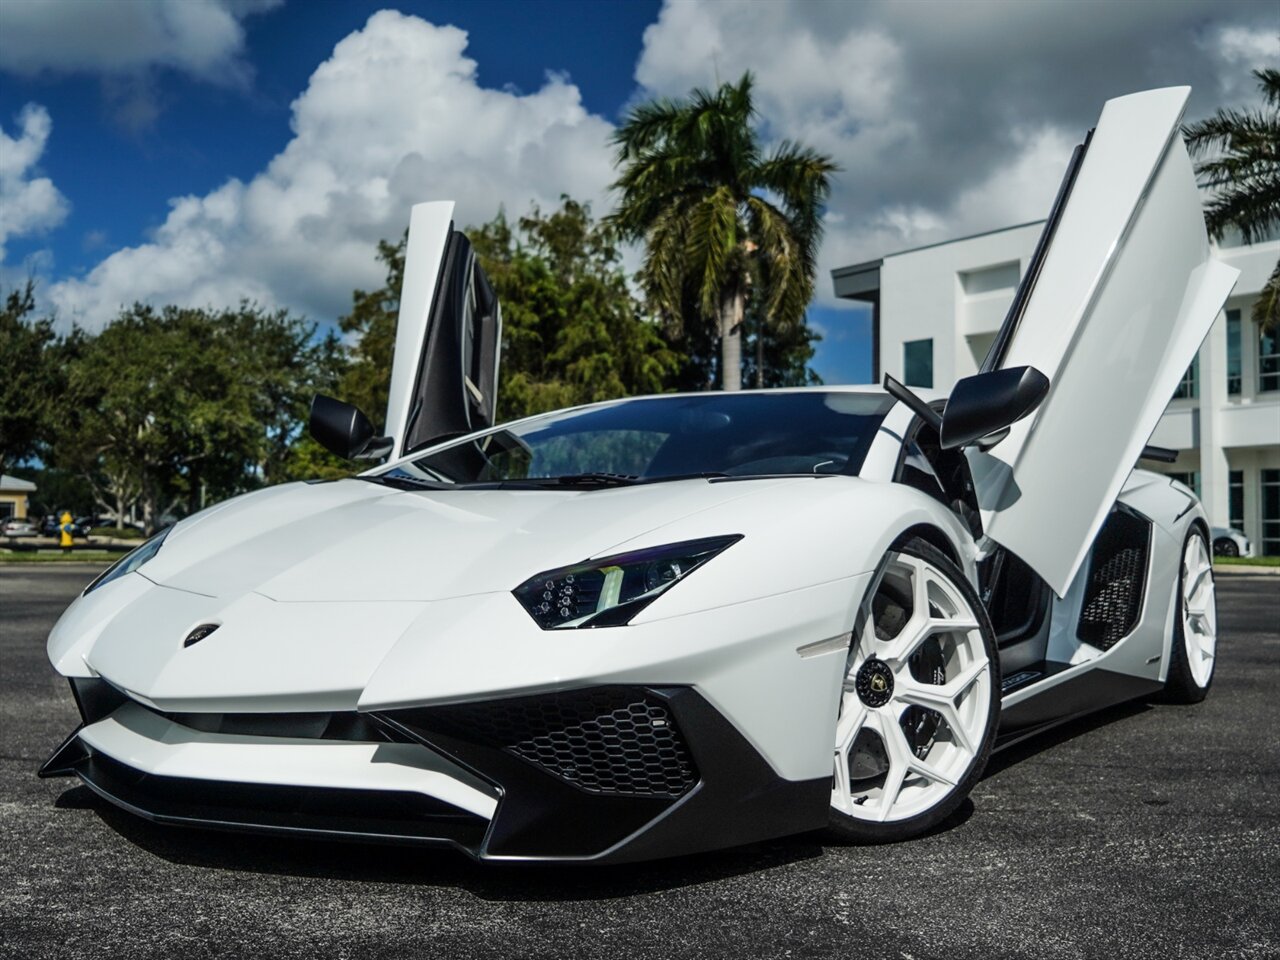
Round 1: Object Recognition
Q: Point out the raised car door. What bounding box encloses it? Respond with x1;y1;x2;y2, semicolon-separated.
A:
383;201;503;461
966;87;1239;597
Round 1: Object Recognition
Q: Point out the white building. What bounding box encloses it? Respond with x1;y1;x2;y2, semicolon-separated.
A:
832;224;1280;555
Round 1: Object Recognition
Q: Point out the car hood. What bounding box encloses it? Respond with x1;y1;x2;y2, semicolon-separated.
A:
66;476;799;710
141;477;791;603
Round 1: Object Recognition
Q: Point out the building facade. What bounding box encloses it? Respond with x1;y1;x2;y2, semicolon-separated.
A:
833;225;1280;555
0;474;36;520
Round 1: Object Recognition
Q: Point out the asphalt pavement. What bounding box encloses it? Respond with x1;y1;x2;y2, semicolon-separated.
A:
1;565;1277;960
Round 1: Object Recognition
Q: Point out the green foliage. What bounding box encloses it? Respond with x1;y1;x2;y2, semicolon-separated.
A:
336;238;405;434
475;198;681;420
608;72;836;388
338;197;683;426
661;282;822;390
0;281;62;475
7;464;96;518
48;303;337;532
1184;68;1280;331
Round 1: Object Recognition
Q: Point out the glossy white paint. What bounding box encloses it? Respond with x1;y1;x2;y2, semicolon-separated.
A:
79;701;498;819
384;201;454;460
973;87;1239;596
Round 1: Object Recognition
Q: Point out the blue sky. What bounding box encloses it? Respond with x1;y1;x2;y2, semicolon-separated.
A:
1;0;1274;384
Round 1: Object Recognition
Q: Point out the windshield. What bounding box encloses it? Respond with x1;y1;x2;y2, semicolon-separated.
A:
378;391;894;487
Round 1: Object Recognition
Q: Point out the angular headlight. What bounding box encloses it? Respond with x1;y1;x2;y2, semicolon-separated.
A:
84;527;171;595
513;535;742;629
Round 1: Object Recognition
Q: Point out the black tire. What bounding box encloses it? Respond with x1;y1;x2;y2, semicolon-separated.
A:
1213;537;1238;558
1162;528;1216;704
826;537;1001;844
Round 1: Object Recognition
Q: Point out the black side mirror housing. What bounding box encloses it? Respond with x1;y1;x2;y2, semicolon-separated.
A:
309;394;394;461
939;366;1050;451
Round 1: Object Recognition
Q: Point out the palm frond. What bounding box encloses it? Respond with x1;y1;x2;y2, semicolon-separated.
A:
1183;70;1280;244
1253;259;1280;333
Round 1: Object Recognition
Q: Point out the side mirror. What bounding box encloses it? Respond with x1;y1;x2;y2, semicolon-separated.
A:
939;366;1049;451
309;394;394;461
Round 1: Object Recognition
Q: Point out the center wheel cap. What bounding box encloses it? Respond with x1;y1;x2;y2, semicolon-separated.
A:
855;657;895;708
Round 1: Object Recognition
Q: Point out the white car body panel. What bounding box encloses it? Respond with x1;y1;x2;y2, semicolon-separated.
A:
384;201;454;461
971;86;1238;596
79;701;499;819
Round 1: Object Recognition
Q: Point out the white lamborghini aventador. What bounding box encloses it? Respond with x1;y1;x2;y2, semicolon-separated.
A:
41;87;1235;862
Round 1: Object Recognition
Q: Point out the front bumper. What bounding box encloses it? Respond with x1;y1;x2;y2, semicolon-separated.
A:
41;679;829;863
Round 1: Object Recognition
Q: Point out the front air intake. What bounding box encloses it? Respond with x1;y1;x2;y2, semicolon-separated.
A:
414;688;698;799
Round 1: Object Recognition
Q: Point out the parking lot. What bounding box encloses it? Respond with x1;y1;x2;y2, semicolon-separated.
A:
2;565;1277;960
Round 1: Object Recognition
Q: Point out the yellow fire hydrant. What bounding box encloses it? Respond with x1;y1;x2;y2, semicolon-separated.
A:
59;512;75;552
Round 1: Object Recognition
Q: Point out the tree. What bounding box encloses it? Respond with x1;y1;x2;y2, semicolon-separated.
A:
665;290;822;391
1184;67;1280;331
337;197;683;428
0;281;61;475
473;199;681;420
336;238;405;434
50;304;335;531
608;72;836;389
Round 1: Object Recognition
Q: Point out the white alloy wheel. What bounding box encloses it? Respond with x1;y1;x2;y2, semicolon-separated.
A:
1180;532;1217;689
830;541;997;837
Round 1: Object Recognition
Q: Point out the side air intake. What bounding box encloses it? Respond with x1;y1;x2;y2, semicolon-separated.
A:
1076;508;1151;650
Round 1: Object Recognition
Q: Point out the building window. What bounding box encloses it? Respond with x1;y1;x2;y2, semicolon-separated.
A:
0;502;13;520
1229;470;1244;531
1167;471;1200;497
903;338;933;388
1263;469;1280;557
1226;309;1242;395
1172;355;1198;400
1262;325;1280;393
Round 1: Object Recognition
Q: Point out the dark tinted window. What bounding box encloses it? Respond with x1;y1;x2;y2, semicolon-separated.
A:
391;392;894;485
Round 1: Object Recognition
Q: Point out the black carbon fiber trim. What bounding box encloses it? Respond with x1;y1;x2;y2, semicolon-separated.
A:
413;688;697;799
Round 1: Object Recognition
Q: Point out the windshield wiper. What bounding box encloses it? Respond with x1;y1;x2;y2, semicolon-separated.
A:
360;473;448;491
548;472;640;487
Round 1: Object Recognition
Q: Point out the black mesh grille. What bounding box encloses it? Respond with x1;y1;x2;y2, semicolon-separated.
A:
422;688;697;798
1077;509;1151;650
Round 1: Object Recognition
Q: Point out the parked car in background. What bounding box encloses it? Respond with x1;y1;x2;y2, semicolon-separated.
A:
1210;526;1253;557
39;515;91;539
1;518;38;537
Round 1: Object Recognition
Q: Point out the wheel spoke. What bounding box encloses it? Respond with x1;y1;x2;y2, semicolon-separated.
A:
834;700;868;754
870;709;957;820
894;656;987;757
869;711;910;820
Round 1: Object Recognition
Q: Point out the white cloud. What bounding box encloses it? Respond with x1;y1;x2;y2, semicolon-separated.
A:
47;10;617;329
0;0;280;83
0;0;282;131
0;104;70;263
635;0;1278;306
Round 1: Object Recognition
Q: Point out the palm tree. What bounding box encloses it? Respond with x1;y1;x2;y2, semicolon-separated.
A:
1184;68;1280;331
608;73;837;390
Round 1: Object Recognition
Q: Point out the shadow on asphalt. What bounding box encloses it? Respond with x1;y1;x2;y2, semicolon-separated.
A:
46;697;1157;899
981;699;1151;779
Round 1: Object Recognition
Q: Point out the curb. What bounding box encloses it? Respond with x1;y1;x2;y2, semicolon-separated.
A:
1213;564;1280;576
